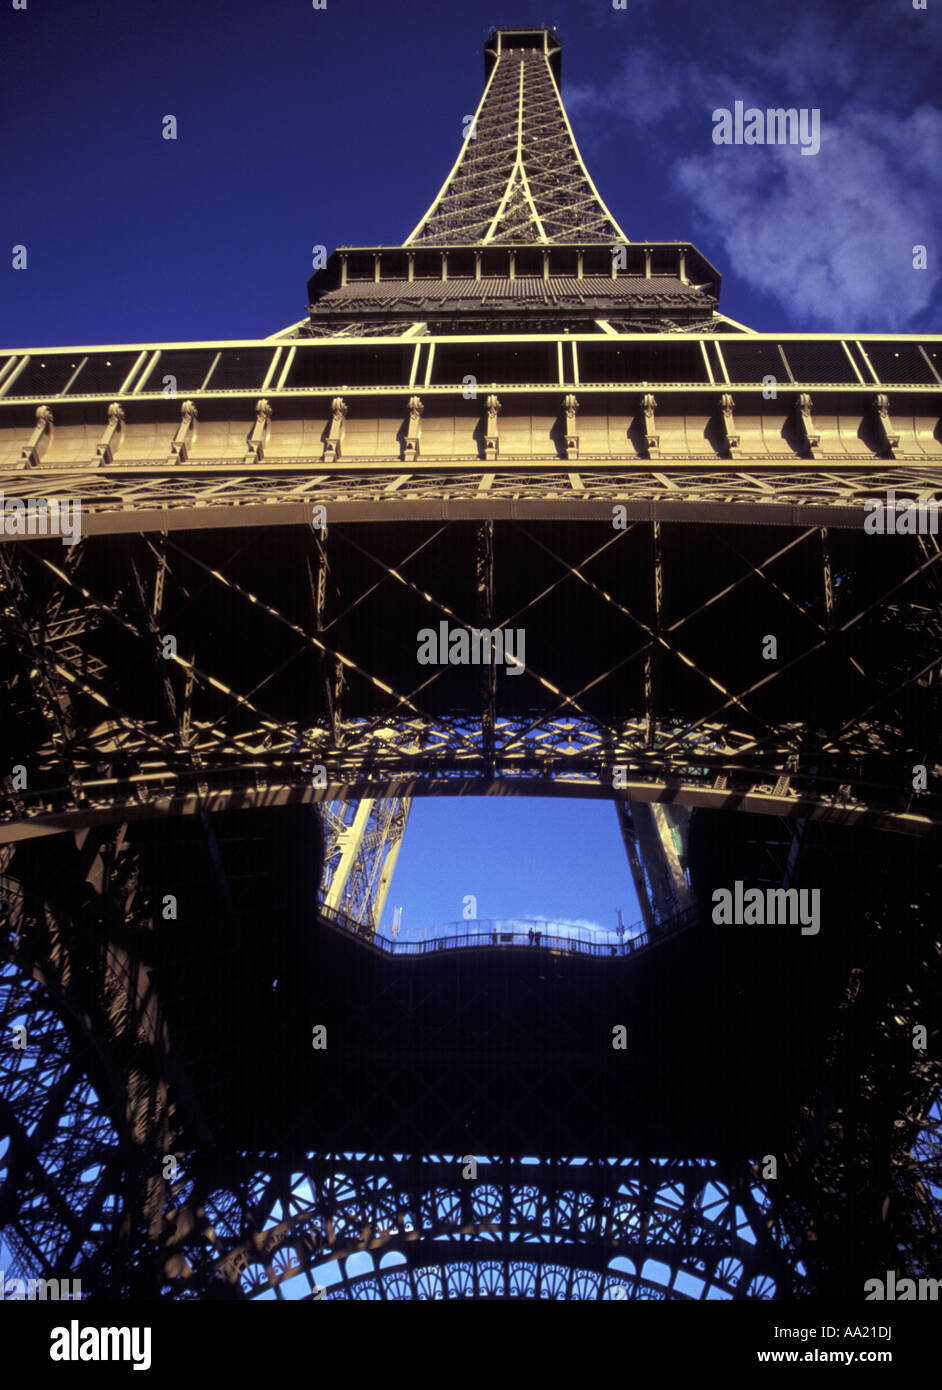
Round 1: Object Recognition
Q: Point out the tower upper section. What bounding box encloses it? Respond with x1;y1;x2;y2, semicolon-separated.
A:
305;26;722;332
405;28;628;247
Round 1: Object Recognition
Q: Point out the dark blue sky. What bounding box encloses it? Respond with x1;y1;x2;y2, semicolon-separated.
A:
2;0;939;347
389;796;642;940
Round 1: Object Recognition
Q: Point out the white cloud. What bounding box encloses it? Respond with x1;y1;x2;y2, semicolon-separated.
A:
562;14;941;328
674;105;942;329
525;914;614;935
565;48;688;125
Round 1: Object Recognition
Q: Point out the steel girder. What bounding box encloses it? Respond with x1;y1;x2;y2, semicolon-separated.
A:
0;515;939;842
0;850;186;1292
205;1153;790;1301
617;802;694;929
0;959;125;1284
319;797;410;930
0;989;792;1304
0;466;940;535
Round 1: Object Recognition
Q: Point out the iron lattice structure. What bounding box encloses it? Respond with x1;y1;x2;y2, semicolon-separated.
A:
319;797;410;930
0;516;937;839
1;26;941;1301
1;818;940;1299
405;29;627;246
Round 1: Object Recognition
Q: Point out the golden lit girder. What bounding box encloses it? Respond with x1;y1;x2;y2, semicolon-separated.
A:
406;29;627;247
319;797;411;931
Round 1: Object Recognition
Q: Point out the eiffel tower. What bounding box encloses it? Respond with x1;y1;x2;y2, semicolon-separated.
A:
1;26;940;1303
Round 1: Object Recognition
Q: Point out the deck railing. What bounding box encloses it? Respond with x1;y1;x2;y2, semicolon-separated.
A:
317;905;698;958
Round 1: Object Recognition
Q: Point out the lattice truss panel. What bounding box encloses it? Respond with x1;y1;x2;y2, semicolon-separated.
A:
0;847;187;1294
0;995;785;1304
3;889;941;1298
2;467;940;521
0;850;779;1301
908;1093;942;1265
319;797;410;929
3;888;940;1299
211;1155;787;1301
0;516;939;839
0;961;124;1281
407;48;626;245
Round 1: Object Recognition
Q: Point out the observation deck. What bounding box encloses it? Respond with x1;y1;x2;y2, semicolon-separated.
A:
318;904;697;957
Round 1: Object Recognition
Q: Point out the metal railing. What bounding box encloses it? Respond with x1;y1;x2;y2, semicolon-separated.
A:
317;905;698;959
0;865;697;964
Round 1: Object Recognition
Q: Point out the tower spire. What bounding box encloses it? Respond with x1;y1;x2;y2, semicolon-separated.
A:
405;27;628;246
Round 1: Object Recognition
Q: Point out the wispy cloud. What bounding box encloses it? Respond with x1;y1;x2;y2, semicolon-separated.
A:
525;914;614;935
566;47;694;126
674;105;942;330
562;14;941;329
